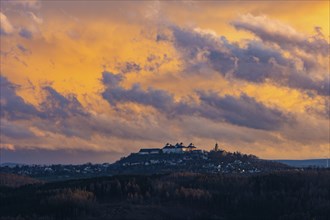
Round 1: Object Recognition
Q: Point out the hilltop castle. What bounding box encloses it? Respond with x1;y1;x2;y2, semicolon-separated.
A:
138;142;199;155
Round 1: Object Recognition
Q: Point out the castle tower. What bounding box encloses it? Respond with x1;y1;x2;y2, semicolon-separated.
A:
214;143;219;152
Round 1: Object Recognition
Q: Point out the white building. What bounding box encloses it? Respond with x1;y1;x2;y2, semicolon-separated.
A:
138;142;199;155
162;143;183;154
162;142;197;154
138;148;161;155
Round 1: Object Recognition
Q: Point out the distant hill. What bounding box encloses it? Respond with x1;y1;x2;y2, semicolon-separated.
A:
111;150;291;175
0;173;42;187
0;162;25;167
277;159;329;168
0;150;292;181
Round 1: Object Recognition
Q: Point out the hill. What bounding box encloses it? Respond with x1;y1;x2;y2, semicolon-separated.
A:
111;150;291;175
0;150;291;181
277;159;329;168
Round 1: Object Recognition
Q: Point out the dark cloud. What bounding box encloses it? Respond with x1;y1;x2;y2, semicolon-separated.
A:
0;120;36;139
169;25;329;96
230;41;289;82
144;54;171;72
101;71;175;112
156;33;171;42
40;86;88;119
0;77;88;143
19;28;33;39
101;72;290;130
0;76;92;139
231;14;329;56
287;73;329;97
0;75;40;120
120;62;141;73
102;71;124;87
197;92;290;130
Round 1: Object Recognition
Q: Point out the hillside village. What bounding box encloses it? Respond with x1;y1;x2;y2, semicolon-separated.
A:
0;143;291;180
114;142;289;174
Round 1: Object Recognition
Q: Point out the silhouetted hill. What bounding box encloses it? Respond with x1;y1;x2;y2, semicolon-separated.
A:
277;159;329;168
112;150;291;175
0;150;292;181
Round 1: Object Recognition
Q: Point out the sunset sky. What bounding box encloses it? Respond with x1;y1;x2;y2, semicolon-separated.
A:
0;0;329;164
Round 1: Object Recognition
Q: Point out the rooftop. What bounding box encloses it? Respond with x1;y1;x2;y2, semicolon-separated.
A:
139;148;161;152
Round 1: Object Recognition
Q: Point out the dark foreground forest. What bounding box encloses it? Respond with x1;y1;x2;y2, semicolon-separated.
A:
1;170;330;220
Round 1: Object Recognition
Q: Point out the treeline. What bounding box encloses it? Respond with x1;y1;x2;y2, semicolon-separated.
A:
0;173;41;187
1;170;330;220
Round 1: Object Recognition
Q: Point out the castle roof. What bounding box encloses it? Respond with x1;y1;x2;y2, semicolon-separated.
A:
139;148;161;152
163;145;175;149
187;145;196;149
163;142;197;149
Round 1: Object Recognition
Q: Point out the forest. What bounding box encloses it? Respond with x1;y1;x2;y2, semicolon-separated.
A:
1;169;329;220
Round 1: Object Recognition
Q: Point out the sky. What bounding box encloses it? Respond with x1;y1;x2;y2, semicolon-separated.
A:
0;0;329;164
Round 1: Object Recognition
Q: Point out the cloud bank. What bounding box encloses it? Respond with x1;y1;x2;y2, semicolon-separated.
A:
1;1;329;163
168;21;329;96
